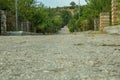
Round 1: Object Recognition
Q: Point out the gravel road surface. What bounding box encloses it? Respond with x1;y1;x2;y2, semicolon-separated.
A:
0;32;120;80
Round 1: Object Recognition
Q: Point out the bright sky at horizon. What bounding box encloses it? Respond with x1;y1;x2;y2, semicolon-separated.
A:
37;0;86;8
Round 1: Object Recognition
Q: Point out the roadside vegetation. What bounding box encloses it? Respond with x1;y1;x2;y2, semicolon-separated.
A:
0;0;115;34
68;0;111;32
0;0;72;34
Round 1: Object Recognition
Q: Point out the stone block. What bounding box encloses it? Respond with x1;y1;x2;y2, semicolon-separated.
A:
103;25;120;34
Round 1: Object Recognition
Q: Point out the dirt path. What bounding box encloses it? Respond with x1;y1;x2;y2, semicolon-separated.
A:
58;26;70;34
0;33;120;80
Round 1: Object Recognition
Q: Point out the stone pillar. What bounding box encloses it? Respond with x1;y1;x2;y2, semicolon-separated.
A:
112;0;119;25
100;12;110;31
1;10;7;35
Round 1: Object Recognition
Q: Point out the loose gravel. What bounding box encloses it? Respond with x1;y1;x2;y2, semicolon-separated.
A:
0;33;120;80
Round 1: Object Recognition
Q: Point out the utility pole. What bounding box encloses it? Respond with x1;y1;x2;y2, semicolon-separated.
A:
78;0;80;18
15;0;18;31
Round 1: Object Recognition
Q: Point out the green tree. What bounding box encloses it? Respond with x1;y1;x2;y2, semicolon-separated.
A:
85;0;111;17
0;0;10;10
70;1;76;9
60;10;72;26
18;0;35;21
0;0;73;33
68;0;112;32
68;18;76;32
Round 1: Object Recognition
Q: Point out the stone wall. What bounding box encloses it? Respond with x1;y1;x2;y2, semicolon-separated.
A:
100;12;110;31
112;0;120;25
103;25;120;34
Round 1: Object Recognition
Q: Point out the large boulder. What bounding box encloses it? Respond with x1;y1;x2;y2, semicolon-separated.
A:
103;25;120;34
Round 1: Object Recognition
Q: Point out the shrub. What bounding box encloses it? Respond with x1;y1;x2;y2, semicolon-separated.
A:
68;18;76;32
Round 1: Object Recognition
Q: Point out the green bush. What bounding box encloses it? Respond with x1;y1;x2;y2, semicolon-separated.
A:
68;18;76;32
68;17;89;32
37;16;63;34
52;16;63;31
80;20;89;31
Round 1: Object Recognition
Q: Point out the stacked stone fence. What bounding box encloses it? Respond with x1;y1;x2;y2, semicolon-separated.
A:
112;0;120;25
100;12;110;31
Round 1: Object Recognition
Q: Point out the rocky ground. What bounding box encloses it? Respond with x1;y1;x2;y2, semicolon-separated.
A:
0;27;120;80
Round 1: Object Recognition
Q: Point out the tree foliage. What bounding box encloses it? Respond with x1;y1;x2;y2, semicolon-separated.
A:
70;1;76;9
0;0;10;10
0;0;67;34
0;0;112;33
68;0;111;32
85;0;111;17
60;10;72;26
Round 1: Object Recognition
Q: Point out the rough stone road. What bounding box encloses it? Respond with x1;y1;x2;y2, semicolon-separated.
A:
0;27;120;80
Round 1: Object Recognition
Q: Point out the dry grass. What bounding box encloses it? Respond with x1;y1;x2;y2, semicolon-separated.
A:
89;31;107;34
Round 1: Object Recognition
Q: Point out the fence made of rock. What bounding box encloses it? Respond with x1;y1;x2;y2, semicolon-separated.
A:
100;12;110;31
111;0;120;25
